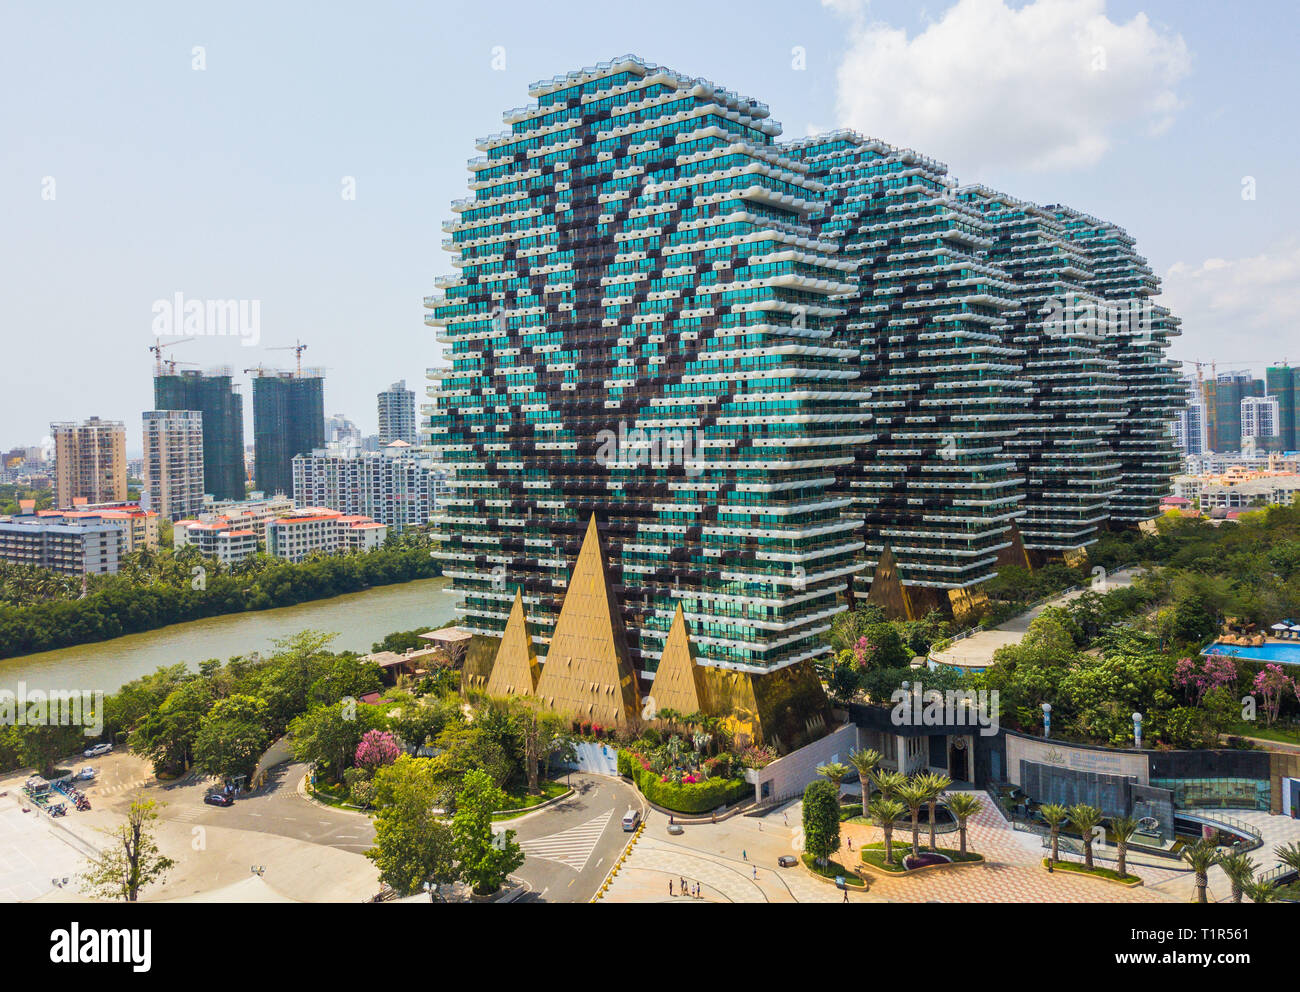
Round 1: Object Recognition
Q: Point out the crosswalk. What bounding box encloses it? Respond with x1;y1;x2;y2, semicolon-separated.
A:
519;809;613;873
170;806;203;823
93;778;154;797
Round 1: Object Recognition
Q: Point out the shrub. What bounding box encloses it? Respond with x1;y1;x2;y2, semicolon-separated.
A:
618;749;749;813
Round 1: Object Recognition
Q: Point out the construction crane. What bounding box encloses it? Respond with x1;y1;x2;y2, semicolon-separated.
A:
149;337;195;375
268;339;308;376
162;359;199;375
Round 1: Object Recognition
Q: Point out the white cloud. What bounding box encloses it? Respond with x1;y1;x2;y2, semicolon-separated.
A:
824;0;1191;173
1161;242;1300;364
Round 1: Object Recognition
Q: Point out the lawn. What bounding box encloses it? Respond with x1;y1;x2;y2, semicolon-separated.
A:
860;841;983;873
1225;720;1300;746
1042;858;1139;884
801;854;867;886
492;779;570;820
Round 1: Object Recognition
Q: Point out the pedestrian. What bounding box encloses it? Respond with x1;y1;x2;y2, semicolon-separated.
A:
669;879;673;897
848;837;853;852
758;822;762;832
843;888;849;903
783;811;788;826
753;866;758;880
680;875;686;893
742;849;747;861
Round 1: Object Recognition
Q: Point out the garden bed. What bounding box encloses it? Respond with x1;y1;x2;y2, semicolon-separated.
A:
801;854;866;887
859;842;984;875
1041;858;1142;886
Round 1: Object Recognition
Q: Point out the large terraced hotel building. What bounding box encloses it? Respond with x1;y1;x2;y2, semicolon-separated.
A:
424;56;1182;717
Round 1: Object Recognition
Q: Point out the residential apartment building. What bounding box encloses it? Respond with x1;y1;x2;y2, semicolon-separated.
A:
0;513;124;575
250;370;325;497
291;440;435;533
51;417;127;508
154;368;246;501
192;492;295;546
143;410;205;521
1242;395;1281;451
265;507;386;562
424;56;1185;681
172;517;259;565
378;380;418;444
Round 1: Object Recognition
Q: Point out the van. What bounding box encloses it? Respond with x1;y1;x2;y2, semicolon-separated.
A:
621;809;641;831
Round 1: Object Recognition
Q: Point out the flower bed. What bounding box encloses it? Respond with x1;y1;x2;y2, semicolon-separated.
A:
617;749;750;814
859;842;984;875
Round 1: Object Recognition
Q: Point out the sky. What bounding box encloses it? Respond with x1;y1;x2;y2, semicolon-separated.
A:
2;0;1297;453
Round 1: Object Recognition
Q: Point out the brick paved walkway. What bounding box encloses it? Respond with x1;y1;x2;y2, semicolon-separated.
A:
603;792;1186;903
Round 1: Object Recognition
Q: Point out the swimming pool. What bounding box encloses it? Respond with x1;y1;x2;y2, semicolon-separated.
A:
1202;641;1300;665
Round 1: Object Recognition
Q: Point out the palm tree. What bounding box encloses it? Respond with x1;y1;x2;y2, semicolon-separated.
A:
848;748;881;818
1218;851;1258;904
817;761;851;802
871;769;907;802
945;792;983;856
895;780;929;862
1041;803;1069;866
1181;837;1220;904
868;797;906;866
917;772;952;851
1245;879;1280;903
1275;841;1300;874
1110;815;1139;879
1067;804;1104;870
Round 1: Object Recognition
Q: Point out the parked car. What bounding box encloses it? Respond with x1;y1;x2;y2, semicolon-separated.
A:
74;767;96;781
621;809;641;831
83;743;113;758
203;792;234;807
777;855;798;868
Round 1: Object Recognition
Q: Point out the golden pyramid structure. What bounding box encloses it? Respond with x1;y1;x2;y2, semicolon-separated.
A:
534;515;640;727
647;603;705;718
485;588;540;697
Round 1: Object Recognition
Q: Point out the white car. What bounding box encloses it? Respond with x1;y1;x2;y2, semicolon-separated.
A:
83;743;113;758
74;767;97;781
621;809;641;831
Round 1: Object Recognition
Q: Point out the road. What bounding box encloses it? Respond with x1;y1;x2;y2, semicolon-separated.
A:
507;773;642;902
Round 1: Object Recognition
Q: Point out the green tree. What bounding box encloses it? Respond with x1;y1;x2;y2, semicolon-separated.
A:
289;700;386;784
1110;814;1139;879
366;755;457;897
801;779;840;868
452;769;524;895
871;769;907;802
1041;803;1069;866
868;797;906;865
1181;837;1220;904
848;748;881;818
1067;804;1104;870
895;779;929;861
1218;850;1257;904
917;771;951;851
945;792;983;856
193;693;269;782
816;761;850;796
79;799;174;902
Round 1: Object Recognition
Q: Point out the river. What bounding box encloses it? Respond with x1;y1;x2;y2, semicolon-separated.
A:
0;577;462;695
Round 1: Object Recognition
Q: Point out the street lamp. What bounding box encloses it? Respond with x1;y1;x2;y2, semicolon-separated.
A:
1132;712;1143;749
1041;702;1052;739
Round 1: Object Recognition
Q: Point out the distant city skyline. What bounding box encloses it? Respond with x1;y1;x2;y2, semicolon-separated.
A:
4;0;1298;446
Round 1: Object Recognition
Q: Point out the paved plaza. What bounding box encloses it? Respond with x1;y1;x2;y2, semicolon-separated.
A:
602;790;1300;903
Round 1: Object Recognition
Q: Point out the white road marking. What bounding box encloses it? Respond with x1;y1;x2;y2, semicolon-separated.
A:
519;809;613;873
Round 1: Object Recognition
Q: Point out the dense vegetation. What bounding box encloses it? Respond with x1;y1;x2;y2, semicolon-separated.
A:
821;501;1300;749
0;535;439;659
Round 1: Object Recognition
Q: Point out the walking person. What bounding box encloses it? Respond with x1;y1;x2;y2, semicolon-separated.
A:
843;888;849;903
669;879;673;897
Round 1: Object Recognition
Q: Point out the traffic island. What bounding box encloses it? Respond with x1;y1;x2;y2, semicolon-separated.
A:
800;854;867;887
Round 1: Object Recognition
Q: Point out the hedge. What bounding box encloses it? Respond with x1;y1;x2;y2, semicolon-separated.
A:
617;749;751;814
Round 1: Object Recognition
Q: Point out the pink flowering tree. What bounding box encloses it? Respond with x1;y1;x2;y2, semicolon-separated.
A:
1174;655;1238;708
355;729;401;774
1252;664;1298;727
851;636;876;670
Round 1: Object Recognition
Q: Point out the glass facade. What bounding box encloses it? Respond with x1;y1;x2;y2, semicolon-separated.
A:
425;57;1184;678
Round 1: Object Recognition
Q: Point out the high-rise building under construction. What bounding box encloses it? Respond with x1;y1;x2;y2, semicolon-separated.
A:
250;370;325;497
154;368;246;501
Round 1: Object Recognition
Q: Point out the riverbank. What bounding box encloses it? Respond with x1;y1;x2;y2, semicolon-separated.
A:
0;577;460;694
